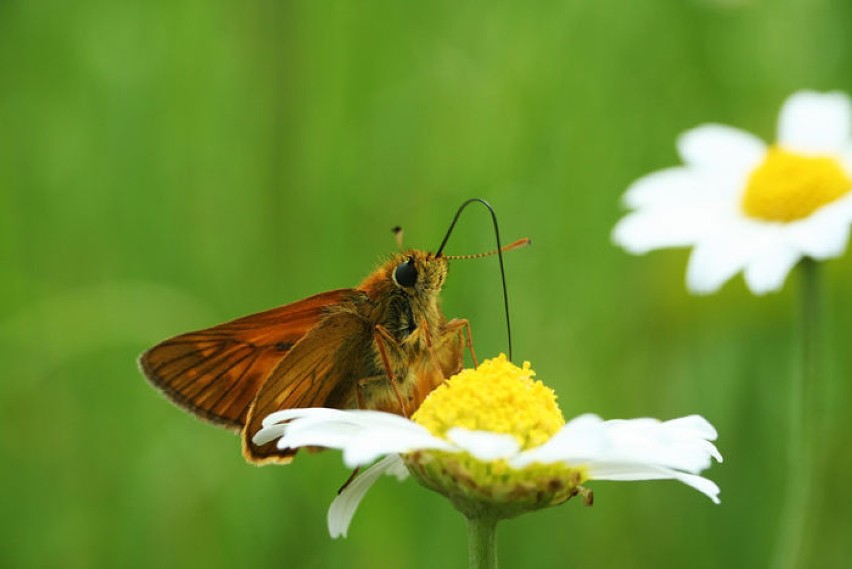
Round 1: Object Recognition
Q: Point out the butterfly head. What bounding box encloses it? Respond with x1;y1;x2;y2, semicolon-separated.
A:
389;250;448;297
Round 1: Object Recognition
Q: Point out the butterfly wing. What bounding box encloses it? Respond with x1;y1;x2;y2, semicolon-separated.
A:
242;306;375;464
139;289;361;430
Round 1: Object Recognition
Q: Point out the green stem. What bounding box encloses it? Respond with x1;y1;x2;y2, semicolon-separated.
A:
467;516;499;569
772;258;820;569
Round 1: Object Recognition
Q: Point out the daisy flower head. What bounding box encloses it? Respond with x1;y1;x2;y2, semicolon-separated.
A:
613;90;852;295
254;355;722;538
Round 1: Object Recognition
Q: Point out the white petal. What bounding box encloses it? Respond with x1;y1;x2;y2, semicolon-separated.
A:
587;463;721;504
621;167;709;209
261;407;345;428
662;414;718;442
594;417;722;473
613;208;705;254
785;193;852;259
259;408;453;468
511;414;607;468
677;124;766;172
520;415;724;471
512;414;722;503
675;473;722;504
743;244;801;295
446;428;521;460
327;455;408;539
341;427;453;468
252;423;289;447
614;163;752;257
778;90;852;155
686;226;758;294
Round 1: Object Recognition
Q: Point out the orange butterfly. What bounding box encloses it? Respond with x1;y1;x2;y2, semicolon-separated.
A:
139;199;527;465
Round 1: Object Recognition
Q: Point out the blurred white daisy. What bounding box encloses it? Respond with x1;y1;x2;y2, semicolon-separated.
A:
254;356;722;538
613;90;852;295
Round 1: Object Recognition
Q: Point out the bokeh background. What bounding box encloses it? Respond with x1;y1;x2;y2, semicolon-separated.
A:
3;0;852;567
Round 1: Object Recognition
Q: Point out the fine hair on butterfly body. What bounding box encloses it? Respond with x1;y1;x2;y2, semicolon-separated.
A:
139;198;527;465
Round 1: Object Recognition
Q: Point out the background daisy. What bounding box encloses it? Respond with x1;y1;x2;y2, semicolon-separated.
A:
613;90;852;295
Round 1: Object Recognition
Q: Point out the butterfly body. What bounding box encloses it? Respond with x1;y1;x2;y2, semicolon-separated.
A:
140;249;470;465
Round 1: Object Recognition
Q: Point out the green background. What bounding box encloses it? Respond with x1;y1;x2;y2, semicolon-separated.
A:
2;0;851;567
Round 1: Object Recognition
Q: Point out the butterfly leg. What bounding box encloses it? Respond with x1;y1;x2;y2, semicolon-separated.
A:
442;318;478;369
419;318;444;380
338;466;362;494
355;380;368;410
373;326;409;417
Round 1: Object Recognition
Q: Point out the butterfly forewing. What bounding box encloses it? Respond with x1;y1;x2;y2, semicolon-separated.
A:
139;289;360;429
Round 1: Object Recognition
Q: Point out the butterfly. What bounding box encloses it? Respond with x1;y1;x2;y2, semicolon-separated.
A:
139;198;526;465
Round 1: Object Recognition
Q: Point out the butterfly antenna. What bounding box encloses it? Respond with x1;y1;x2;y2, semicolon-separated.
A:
444;237;531;260
436;198;518;361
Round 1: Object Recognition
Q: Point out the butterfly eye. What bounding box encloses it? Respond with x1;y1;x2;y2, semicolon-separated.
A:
393;257;417;288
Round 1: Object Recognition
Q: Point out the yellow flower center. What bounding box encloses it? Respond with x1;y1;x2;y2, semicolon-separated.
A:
407;355;587;519
412;354;564;449
741;146;851;222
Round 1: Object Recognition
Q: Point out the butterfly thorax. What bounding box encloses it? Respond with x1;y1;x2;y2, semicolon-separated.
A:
356;251;449;387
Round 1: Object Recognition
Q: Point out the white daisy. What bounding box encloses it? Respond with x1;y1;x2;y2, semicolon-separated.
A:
254;356;722;538
613;90;852;295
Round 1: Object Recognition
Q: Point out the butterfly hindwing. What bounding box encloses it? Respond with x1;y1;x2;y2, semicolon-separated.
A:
241;305;374;464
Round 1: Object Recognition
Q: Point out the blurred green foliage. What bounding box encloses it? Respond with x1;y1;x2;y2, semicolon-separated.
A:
2;0;852;567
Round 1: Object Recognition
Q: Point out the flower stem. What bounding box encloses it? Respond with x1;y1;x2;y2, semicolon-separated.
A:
772;258;820;569
467;516;498;569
